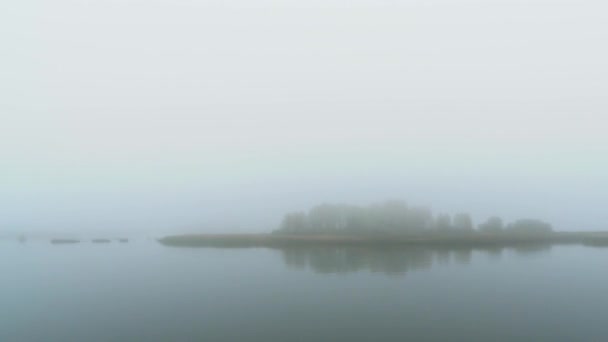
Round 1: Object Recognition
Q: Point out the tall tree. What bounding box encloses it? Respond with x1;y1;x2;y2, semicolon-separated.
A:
279;212;309;233
478;216;504;233
506;219;553;235
453;213;474;231
435;213;452;231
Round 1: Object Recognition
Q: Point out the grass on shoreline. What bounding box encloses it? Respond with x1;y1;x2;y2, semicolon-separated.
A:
157;231;608;249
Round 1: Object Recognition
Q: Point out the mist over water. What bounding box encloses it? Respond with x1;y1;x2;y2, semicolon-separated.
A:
2;0;608;234
2;1;608;341
2;240;608;342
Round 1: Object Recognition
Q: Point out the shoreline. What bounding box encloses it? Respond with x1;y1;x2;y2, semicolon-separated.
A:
157;232;608;249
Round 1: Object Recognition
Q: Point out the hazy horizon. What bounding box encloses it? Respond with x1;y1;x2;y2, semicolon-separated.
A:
2;0;607;234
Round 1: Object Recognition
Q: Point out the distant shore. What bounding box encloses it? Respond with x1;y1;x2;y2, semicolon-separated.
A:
158;232;608;249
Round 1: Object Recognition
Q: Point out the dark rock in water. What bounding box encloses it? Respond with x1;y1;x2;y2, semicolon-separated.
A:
92;239;112;243
118;238;129;243
51;239;80;244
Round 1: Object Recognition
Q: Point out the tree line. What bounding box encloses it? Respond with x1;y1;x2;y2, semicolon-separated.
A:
275;200;553;236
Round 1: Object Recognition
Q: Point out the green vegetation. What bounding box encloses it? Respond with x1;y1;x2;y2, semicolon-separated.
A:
276;200;553;237
158;231;608;249
158;200;608;249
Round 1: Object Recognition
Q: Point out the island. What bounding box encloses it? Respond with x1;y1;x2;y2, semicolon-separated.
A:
158;200;608;248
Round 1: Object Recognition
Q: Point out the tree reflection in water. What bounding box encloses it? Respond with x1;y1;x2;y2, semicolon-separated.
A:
281;244;552;276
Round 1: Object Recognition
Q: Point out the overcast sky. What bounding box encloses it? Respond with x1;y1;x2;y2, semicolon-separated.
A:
1;0;607;234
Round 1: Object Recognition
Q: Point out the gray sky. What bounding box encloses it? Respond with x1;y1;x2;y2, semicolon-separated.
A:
1;0;607;234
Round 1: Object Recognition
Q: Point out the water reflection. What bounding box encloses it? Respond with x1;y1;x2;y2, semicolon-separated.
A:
482;246;503;260
282;246;433;275
510;243;552;256
281;244;553;276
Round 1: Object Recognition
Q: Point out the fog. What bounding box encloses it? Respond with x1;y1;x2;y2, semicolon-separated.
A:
2;0;607;235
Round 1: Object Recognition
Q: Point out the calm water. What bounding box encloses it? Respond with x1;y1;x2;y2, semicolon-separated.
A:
2;240;608;341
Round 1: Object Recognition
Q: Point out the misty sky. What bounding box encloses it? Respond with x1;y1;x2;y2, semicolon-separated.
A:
1;0;607;234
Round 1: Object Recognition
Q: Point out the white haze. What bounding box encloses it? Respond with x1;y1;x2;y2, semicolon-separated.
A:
1;0;607;235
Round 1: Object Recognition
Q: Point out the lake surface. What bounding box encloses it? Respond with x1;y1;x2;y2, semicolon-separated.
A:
2;239;608;341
